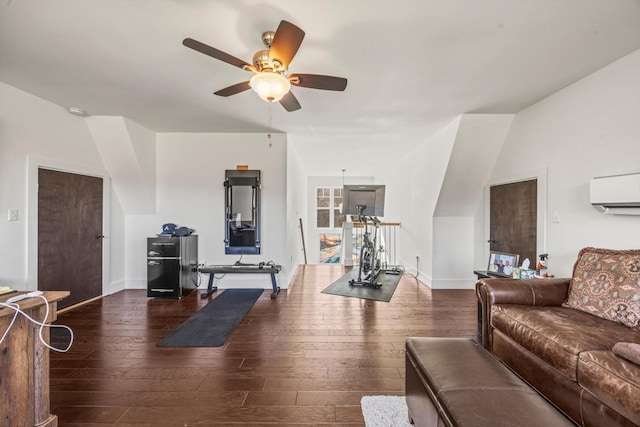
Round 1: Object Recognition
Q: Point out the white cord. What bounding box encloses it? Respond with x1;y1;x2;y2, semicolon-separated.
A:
0;303;19;345
0;294;74;352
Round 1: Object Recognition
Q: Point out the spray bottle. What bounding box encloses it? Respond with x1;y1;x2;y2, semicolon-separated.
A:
537;254;549;277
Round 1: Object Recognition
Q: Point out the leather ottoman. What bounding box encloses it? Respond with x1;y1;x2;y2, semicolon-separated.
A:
405;337;576;427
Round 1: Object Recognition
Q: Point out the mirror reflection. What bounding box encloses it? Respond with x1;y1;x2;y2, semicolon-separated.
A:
224;169;261;254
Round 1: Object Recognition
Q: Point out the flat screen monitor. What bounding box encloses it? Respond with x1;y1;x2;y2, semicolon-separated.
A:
342;184;385;217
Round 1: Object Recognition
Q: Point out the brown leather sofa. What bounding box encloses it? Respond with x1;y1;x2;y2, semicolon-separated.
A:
476;248;640;427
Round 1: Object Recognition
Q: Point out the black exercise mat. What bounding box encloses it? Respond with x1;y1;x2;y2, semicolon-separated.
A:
159;288;262;347
321;269;403;302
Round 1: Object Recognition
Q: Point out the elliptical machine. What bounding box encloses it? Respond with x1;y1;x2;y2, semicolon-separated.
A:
349;205;383;288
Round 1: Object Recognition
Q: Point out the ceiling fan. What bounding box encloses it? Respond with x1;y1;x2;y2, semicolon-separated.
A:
183;20;347;112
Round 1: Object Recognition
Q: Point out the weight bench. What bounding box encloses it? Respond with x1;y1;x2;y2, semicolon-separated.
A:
198;264;282;299
405;337;575;427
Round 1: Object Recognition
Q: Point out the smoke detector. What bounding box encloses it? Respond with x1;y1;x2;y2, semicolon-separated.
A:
67;107;87;116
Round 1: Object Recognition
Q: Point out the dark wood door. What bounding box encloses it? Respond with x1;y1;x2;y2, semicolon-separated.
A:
38;169;103;308
490;179;537;267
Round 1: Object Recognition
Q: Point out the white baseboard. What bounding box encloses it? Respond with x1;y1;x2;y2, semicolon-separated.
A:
397;257;477;289
397;260;432;288
125;279;147;289
429;278;476;290
104;279;126;295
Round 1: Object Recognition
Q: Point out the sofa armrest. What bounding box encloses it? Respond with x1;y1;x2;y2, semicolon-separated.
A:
476;278;571;351
481;277;571;306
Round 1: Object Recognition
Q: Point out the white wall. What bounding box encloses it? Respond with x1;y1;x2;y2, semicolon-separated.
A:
87;116;157;215
381;49;640;288
286;139;308;275
432;216;474;288
432;114;514;288
0;82;118;290
108;193;126;294
487;48;640;277
0;82;291;294
3;48;638;294
124;132;289;290
377;117;461;284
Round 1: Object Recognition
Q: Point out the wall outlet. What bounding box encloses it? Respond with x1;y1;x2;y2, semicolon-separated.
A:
8;209;18;221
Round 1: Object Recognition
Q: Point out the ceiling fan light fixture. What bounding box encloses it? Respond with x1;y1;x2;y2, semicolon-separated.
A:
184;20;345;111
249;72;291;102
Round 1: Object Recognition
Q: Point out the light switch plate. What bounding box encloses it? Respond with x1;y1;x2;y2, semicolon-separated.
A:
8;208;18;221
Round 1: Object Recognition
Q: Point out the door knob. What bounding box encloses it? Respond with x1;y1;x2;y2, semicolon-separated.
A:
96;234;105;239
487;239;496;244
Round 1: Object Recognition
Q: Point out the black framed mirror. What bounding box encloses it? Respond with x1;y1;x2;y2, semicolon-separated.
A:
224;169;261;254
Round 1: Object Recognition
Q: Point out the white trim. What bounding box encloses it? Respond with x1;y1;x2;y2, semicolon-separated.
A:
483;167;547;267
27;156;111;295
399;257;432;288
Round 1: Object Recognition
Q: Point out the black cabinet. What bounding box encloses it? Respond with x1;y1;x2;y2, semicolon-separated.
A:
147;235;198;299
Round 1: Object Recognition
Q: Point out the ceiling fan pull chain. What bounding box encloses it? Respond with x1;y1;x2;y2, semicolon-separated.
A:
267;103;273;148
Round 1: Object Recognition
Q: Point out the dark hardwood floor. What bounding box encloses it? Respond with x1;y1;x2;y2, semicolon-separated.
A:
50;264;477;426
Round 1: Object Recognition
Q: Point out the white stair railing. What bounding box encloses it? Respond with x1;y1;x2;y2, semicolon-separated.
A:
342;220;400;268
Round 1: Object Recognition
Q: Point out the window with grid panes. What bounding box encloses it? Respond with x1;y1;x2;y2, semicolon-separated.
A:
316;187;345;229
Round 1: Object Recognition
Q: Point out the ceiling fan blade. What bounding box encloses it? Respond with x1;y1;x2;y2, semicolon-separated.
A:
289;74;347;91
183;38;254;71
268;21;305;69
279;91;301;112
214;81;251;97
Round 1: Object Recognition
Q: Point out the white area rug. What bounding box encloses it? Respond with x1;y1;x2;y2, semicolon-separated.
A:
361;395;413;427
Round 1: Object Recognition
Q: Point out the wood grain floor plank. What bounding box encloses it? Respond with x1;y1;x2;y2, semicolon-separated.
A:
244;390;298;406
51;378;203;392
119;405;337;424
50;265;477;425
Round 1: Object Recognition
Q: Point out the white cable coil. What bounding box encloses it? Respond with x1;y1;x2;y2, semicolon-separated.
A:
0;292;74;352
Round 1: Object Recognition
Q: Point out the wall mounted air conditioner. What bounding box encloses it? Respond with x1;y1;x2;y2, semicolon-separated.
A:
589;173;640;215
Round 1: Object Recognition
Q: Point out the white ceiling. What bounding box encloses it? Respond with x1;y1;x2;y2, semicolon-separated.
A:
1;1;639;176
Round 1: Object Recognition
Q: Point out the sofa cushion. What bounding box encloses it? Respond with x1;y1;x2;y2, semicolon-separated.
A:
613;341;640;365
491;304;640;380
563;247;640;330
578;350;640;426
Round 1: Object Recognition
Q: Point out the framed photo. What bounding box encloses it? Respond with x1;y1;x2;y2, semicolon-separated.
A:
487;251;519;277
